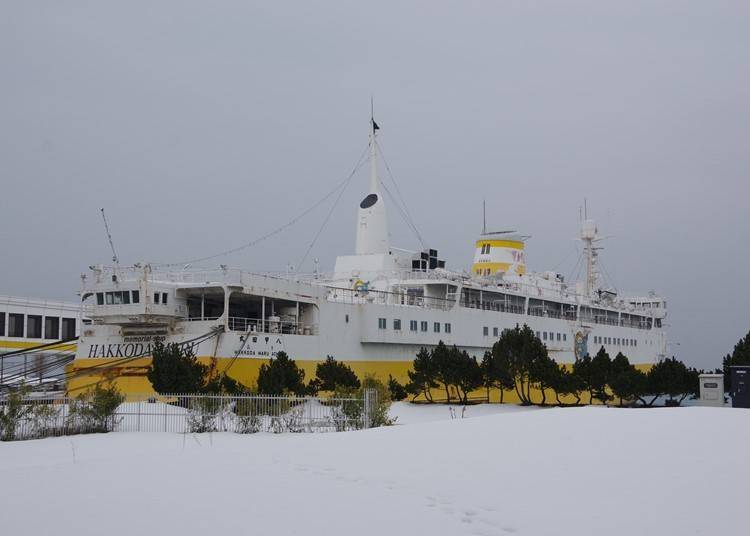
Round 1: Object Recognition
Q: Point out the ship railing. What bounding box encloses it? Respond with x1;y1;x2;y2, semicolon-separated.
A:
324;286;453;311
227;316;317;336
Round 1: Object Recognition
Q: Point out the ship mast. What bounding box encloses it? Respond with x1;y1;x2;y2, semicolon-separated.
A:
354;105;389;255
580;203;601;298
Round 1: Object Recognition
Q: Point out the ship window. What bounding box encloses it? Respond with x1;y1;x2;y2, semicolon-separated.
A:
543;332;547;341
96;293;104;305
563;333;567;342
345;314;349;323
154;293;160;304
162;293;168;304
557;333;561;341
378;318;386;329
132;290;140;304
0;312;4;336
421;321;428;332
445;323;451;334
393;319;401;331
410;320;418;332
27;315;42;338
45;317;59;339
105;292;114;305
113;292;123;305
122;291;130;304
62;318;76;339
434;322;440;333
536;331;540;339
493;327;498;337
8;313;24;337
483;326;489;336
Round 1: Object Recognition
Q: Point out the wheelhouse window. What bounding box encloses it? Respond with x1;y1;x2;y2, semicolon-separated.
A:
45;317;60;339
26;315;42;338
8;313;24;337
62;318;76;339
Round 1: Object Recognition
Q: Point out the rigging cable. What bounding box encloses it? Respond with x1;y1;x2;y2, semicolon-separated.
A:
155;143;371;268
294;151;369;272
376;140;427;249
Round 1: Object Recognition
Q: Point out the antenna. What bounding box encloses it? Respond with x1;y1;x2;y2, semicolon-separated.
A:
482;200;487;234
100;208;120;266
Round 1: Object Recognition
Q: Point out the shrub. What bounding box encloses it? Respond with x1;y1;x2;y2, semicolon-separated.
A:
68;383;125;434
0;385;32;441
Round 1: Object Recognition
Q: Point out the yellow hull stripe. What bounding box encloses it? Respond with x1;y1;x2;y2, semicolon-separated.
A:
66;357;653;405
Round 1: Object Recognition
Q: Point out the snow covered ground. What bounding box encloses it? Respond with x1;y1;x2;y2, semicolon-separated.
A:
1;404;746;536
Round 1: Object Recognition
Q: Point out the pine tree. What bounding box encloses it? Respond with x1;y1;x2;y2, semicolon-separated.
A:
405;347;438;402
256;351;307;396
387;375;408;401
722;330;750;392
609;352;644;406
589;346;613;405
147;341;209;394
315;356;360;392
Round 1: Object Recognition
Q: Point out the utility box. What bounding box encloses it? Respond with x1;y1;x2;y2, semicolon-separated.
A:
698;373;724;407
731;366;750;408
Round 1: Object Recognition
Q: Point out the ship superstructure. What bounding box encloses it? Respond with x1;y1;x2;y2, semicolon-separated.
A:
69;117;667;397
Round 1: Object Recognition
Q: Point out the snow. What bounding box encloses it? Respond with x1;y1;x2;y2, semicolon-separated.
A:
1;405;746;535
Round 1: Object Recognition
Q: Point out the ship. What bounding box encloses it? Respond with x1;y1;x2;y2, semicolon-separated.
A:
67;117;668;400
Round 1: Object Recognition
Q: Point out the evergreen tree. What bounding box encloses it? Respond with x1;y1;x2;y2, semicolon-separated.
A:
315;356;361;392
609;352;644;406
589;346;613;404
454;349;483;403
722;330;750;392
572;354;592;405
492;325;546;405
256;351;307;396
387;375;408;401
647;357;697;406
405;347;438;402
432;341;457;402
147;341;209;394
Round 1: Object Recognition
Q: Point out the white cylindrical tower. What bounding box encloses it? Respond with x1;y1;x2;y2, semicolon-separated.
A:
354;117;390;255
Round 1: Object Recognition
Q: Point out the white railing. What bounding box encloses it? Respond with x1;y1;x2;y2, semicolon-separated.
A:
0;391;378;441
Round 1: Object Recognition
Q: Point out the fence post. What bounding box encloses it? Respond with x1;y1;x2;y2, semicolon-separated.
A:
363;388;377;429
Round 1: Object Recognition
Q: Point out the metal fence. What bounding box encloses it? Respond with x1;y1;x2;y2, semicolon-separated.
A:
0;390;378;442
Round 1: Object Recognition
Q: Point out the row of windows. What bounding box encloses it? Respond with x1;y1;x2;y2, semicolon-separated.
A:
537;331;567;343
378;318;452;334
96;291;168;306
594;335;638;348
0;312;76;339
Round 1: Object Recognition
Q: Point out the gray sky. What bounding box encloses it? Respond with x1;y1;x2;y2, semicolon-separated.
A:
2;1;748;369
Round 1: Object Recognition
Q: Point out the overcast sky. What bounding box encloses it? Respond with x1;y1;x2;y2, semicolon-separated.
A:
2;1;748;368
